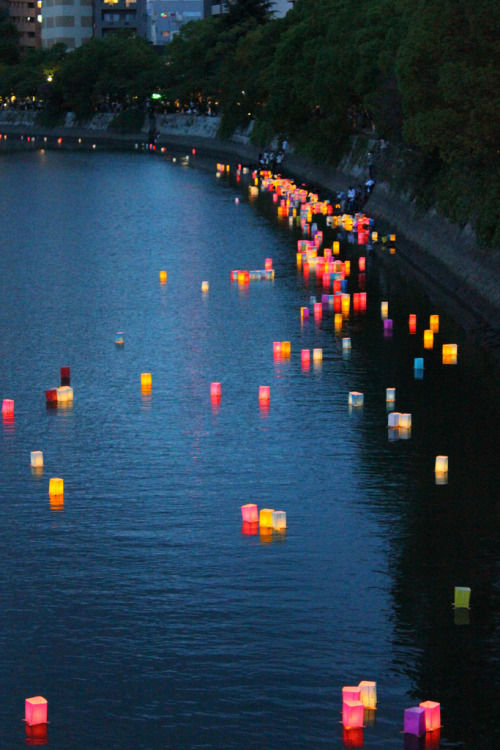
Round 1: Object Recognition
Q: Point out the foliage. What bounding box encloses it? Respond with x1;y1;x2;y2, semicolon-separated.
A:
108;107;145;134
0;11;20;65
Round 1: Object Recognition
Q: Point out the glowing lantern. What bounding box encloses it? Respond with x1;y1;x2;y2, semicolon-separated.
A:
358;681;377;709
159;270;167;283
30;451;43;468
381;301;388;319
390;234;396;242
409;314;417;333
2;399;14;416
341;294;350;314
300;307;309;320
115;332;124;345
281;341;291;357
400;413;412;428
201;281;209;292
273;342;282;356
419;702;441;731
386;388;396;401
342;701;364;729
25;697;47;726
301;349;311;366
344;260;350;275
258;386;270;402
349;392;364;406
265;258;272;270
314;302;322;318
342;338;351;351
372;232;378;242
259;508;274;527
60;366;70;386
454;586;471;608
388;412;401;427
358;256;366;271
296;253;302;266
424;329;434;348
442;344;457;364
241;504;258;522
141;373;152;387
404;707;426;736
335;313;343;331
272;511;287;530
49;478;63;495
414;358;424;369
333;241;340;255
313;348;323;362
384;319;393;330
210;383;221;398
435;456;448;473
342;687;361;703
45;389;57;404
430;315;439;333
56;386;73;403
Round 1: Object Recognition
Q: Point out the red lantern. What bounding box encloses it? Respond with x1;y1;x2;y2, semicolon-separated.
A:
342;727;364;748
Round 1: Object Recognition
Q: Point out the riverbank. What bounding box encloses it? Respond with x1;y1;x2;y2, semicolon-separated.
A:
1;112;499;363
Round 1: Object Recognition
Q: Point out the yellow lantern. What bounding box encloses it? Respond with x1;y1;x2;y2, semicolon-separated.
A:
381;301;388;319
424;329;434;348
344;260;350;275
390;234;396;242
333;241;340;255
281;341;291;357
341;294;350;314
358;681;377;709
259;508;274;527
159;270;167;283
201;281;209;292
49;477;64;495
30;451;43;468
442;343;457;364
56;386;73;403
435;456;448;473
313;348;323;362
399;413;412;428
141;373;152;387
430;314;439;333
454;586;471;609
335;313;343;330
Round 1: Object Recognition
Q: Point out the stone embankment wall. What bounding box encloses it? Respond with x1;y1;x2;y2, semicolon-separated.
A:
1;110;499;351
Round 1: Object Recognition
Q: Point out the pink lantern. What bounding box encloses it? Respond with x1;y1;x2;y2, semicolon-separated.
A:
342;686;361;703
342;700;364;729
2;399;14;416
358;256;366;271
359;292;367;310
273;342;282;356
210;382;221;397
25;697;47;726
258;386;270;402
404;707;426;736
419;701;441;731
265;258;273;270
241;504;258;523
301;349;310;366
314;302;322;318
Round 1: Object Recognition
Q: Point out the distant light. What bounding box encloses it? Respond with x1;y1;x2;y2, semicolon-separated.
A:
47;76;52;82
151;93;161;100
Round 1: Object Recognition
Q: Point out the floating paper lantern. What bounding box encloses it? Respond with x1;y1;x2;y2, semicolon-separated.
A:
333;241;340;255
30;451;43;468
45;389;57;404
25;697;47;726
273;341;282;356
358;257;365;271
349;392;364;406
414;358;424;369
56;386;73;403
390;234;396;242
344;260;351;275
342;687;361;703
358;681;377;709
388;412;401;427
115;332;124;345
342;701;364;729
259;508;274;527
2;399;14;416
49;477;63;495
241;504;258;523
272;511;287;530
210;383;221;397
419;701;441;731
454;586;471;609
265;258;273;270
342;338;351;350
159;270;167;283
313;348;323;362
404;707;426;736
341;294;350;314
258;386;270;402
430;315;439;333
314;302;322;318
296;252;302;266
409;314;417;333
399;413;412;428
141;373;152;387
435;456;448;473
372;232;378;242
60;366;70;386
384;319;393;330
281;341;291;357
424;329;434;348
301;307;309;320
301;349;311;366
201;281;209;292
381;301;388;319
386;387;396;401
442;344;457;364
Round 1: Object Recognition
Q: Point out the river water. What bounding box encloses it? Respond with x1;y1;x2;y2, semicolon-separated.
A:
0;149;498;750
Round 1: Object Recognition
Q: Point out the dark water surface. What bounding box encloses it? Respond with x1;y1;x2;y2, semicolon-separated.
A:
0;151;498;750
